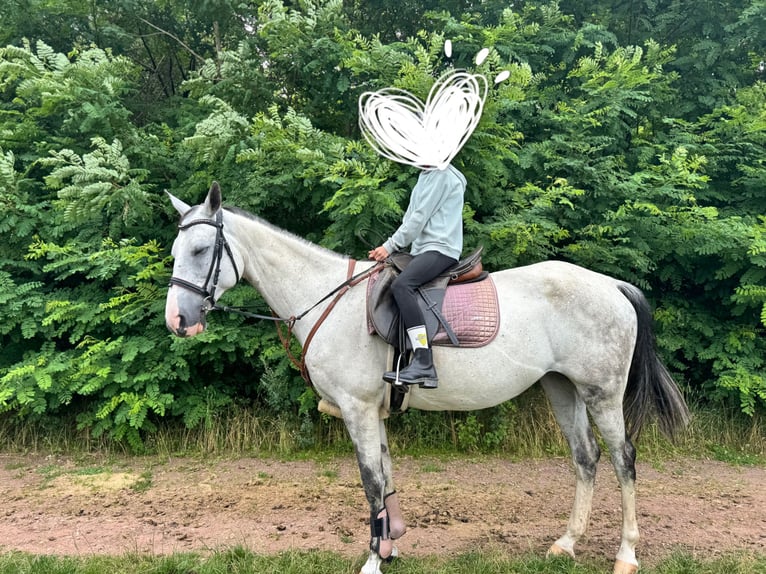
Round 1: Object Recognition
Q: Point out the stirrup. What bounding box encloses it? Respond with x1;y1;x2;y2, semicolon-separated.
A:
393;348;438;389
382;354;408;390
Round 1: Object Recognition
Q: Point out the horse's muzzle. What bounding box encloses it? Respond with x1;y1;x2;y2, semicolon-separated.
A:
165;287;207;337
166;313;207;338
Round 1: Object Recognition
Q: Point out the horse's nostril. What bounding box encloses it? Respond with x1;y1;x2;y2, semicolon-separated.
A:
176;314;188;337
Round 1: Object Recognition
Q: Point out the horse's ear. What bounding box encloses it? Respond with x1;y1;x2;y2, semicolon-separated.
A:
166;191;191;216
204;181;222;213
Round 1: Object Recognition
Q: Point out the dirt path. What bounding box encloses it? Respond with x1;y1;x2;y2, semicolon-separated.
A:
0;454;763;565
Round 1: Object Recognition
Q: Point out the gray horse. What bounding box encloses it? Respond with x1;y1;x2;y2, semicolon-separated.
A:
164;182;689;574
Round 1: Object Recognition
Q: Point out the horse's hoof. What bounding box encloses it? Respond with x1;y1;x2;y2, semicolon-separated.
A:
613;559;639;574
546;543;575;559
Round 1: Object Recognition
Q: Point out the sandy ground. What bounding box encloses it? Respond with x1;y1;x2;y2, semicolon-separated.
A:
0;453;763;566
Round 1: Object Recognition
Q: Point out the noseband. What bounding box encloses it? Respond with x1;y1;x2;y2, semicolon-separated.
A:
168;210;241;308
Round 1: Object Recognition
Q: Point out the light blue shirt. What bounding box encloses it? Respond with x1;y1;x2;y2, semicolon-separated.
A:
383;165;466;260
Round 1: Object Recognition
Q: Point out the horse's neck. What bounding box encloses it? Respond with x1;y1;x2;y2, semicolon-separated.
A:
229;211;354;339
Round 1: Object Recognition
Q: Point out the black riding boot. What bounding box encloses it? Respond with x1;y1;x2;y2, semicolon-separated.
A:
383;348;438;389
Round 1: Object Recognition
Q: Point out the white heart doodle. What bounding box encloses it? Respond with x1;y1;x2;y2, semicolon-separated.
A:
359;70;488;170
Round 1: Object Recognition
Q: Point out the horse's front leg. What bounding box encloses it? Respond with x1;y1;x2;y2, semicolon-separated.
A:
342;403;398;574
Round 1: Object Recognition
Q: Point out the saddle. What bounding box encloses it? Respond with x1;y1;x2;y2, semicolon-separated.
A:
367;246;499;350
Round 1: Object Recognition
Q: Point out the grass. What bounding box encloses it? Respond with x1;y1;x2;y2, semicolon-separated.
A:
142;390;764;465
0;548;763;574
131;470;153;492
0;391;762;466
419;461;445;472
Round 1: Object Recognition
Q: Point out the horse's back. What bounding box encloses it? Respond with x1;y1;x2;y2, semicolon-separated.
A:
492;258;622;288
491;260;632;320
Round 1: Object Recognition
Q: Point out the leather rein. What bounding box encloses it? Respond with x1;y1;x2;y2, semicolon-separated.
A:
168;210;383;385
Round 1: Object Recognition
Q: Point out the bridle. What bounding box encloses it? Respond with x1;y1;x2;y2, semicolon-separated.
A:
168;210;240;309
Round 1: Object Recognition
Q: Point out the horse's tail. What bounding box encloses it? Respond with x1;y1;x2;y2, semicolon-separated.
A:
618;283;690;441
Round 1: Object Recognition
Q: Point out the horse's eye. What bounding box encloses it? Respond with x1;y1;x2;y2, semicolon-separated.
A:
192;246;209;257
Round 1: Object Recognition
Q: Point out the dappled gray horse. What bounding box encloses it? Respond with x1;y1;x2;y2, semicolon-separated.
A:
164;182;689;574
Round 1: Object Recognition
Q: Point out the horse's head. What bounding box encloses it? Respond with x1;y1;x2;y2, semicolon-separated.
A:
165;182;242;337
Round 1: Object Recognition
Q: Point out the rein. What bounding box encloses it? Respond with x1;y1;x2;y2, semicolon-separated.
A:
217;259;384;385
168;208;384;385
214;259;382;324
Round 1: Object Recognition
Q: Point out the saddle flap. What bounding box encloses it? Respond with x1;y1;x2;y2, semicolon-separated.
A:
367;266;400;344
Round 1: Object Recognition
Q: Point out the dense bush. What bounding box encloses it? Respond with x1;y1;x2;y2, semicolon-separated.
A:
0;1;764;446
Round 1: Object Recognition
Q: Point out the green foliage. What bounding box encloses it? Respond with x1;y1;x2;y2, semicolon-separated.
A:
234;104;345;241
41;137;154;240
0;0;765;449
0;40;138;154
0;547;763;574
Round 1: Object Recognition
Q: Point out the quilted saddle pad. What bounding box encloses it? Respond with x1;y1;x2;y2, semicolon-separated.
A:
366;270;500;348
431;275;500;347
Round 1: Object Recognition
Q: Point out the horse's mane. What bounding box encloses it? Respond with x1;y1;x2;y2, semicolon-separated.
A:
224;205;346;261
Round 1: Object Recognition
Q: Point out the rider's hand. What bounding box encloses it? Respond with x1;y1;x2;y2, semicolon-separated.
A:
368;246;389;262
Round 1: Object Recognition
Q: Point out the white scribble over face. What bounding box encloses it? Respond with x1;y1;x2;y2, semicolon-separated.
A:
358;42;509;170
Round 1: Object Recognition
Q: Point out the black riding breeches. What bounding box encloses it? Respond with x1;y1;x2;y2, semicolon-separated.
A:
390;251;457;330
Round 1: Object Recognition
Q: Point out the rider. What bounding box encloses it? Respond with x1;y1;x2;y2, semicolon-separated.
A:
367;164;466;388
359;67;489;389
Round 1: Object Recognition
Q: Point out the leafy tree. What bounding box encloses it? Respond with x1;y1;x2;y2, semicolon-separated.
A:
0;40;274;447
562;0;766;119
0;0;764;449
343;0;485;41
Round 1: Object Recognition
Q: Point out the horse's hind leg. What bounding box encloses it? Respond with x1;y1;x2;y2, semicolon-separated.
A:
540;374;601;561
584;391;640;574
